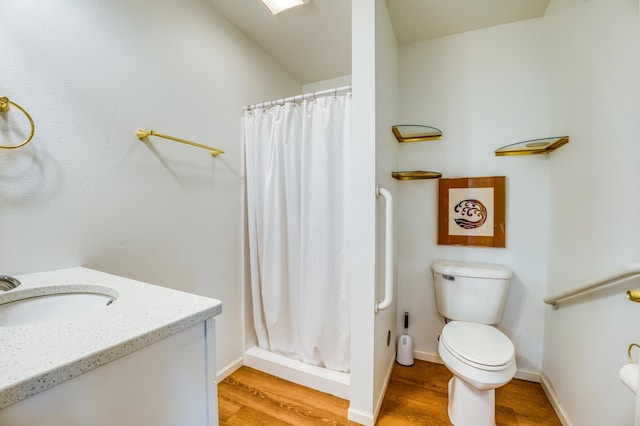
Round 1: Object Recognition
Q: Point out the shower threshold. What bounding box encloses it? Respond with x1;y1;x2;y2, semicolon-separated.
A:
243;346;350;399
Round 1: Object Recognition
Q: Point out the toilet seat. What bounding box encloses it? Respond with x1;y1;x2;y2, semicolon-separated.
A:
440;321;514;371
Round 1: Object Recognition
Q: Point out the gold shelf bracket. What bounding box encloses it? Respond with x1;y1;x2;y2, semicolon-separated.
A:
136;129;225;157
392;125;442;143
0;96;36;150
392;171;442;181
495;136;569;156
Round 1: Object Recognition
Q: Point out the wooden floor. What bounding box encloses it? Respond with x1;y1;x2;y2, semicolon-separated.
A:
218;360;561;425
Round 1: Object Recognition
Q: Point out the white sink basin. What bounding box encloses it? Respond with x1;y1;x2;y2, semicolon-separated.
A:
0;285;118;327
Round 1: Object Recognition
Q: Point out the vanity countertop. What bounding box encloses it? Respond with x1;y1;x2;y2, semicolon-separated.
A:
0;267;222;409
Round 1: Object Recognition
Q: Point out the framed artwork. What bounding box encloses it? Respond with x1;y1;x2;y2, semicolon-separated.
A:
437;176;506;248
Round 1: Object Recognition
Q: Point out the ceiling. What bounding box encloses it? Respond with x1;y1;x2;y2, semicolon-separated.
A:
208;0;550;85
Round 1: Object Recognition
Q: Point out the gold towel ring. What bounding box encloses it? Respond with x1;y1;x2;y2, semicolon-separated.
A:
0;96;36;149
628;343;640;364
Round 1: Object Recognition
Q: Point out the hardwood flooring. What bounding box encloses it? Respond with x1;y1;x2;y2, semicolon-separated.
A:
218;360;561;425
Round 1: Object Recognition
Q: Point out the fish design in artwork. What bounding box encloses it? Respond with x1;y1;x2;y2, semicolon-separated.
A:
453;199;487;229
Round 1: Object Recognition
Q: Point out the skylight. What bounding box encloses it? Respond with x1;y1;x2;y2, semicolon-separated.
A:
260;0;305;15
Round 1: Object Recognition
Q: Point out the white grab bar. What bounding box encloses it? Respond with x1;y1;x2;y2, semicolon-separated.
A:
544;261;640;309
375;185;394;314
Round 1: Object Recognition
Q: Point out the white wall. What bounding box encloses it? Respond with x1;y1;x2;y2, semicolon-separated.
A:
348;0;398;424
543;1;640;424
302;75;352;93
0;0;300;377
373;0;400;419
396;18;550;376
349;1;378;423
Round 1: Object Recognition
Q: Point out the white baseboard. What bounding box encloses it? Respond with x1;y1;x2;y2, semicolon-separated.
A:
372;358;395;422
216;356;244;383
414;349;442;364
514;368;541;383
347;407;375;426
413;350;541;383
540;373;573;426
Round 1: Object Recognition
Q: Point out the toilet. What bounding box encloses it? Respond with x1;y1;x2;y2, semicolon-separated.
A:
431;260;516;426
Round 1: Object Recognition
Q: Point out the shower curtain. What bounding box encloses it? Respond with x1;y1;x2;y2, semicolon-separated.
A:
244;94;351;373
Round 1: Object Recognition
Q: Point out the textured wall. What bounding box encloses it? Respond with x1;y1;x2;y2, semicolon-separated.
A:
397;18;550;376
543;1;640;424
0;0;300;376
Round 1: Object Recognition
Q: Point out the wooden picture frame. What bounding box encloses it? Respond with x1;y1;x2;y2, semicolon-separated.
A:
437;176;506;248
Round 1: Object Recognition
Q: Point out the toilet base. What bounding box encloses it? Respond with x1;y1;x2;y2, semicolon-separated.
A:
448;376;496;426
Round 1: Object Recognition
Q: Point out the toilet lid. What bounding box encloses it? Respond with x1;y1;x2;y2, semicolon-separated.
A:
440;321;514;368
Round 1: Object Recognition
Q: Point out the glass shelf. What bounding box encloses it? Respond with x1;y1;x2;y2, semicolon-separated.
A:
392;125;442;142
391;171;442;181
495;136;569;156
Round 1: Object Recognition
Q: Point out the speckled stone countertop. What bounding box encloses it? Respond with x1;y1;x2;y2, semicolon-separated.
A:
0;267;222;409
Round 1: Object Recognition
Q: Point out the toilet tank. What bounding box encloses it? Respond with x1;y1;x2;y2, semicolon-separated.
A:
431;260;512;325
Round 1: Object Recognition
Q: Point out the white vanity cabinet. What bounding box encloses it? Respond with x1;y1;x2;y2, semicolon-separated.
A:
0;268;222;426
0;320;218;425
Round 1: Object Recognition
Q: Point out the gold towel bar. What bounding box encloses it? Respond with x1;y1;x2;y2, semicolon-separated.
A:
0;96;35;150
136;129;225;158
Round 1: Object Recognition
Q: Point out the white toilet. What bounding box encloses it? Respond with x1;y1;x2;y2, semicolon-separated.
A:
431;260;516;426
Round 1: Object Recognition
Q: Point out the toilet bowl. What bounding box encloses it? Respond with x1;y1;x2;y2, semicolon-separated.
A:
438;321;516;426
431;260;516;426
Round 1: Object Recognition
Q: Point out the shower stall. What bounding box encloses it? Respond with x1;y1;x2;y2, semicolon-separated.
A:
240;6;399;423
242;87;352;397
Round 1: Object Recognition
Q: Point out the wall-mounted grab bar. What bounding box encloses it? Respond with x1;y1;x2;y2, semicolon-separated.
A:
136;129;225;157
0;96;35;149
375;185;394;314
544;261;640;309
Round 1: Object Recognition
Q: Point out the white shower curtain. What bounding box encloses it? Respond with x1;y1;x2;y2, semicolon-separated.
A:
244;94;351;373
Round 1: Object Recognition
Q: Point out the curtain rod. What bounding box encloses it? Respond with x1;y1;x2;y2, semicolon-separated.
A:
244;85;352;111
